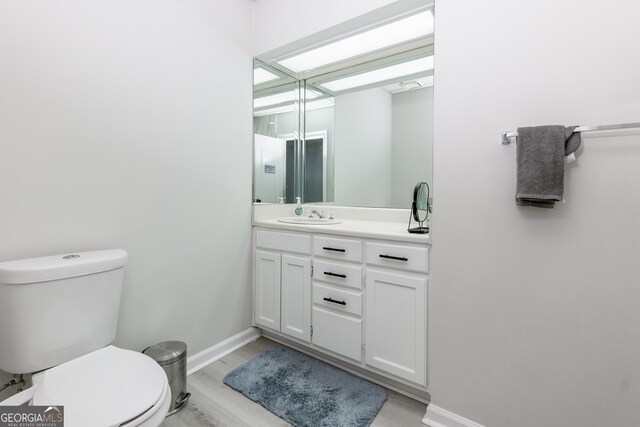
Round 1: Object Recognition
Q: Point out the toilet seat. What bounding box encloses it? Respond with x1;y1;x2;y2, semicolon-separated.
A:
32;346;169;427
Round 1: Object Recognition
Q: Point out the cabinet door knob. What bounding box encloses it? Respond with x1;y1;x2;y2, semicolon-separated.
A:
323;297;346;306
323;271;347;278
379;254;408;261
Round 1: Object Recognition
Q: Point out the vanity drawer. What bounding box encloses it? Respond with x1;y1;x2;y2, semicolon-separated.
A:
256;230;311;254
365;242;429;273
312;307;362;362
313;282;362;317
313;259;362;290
313;236;362;263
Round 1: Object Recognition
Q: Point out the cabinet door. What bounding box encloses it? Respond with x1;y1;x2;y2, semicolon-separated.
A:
281;254;312;342
254;250;281;331
365;268;426;385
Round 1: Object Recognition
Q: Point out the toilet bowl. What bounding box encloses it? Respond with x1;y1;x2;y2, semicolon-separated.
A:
30;346;170;427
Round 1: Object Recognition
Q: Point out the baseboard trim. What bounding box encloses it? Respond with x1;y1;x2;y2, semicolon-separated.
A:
422;404;485;427
186;327;262;376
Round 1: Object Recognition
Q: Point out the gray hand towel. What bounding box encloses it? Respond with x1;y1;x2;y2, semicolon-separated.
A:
516;125;581;208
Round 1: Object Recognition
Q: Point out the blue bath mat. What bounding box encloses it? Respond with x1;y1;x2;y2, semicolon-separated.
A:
223;346;387;427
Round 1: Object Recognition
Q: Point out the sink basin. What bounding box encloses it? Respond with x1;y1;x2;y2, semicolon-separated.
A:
278;217;342;225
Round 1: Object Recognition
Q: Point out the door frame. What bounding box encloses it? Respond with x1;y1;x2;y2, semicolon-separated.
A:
279;130;328;202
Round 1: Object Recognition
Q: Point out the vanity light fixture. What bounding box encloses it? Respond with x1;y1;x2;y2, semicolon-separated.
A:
319;56;433;93
277;10;434;74
254;67;281;85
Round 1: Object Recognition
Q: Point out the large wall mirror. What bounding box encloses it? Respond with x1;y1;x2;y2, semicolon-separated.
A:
253;3;434;209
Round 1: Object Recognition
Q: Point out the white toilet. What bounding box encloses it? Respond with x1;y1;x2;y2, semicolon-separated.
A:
0;249;171;427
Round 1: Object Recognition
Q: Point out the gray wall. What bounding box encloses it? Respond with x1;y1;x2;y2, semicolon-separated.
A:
391;87;434;208
334;88;393;207
430;0;640;425
0;0;253;398
307;107;336;203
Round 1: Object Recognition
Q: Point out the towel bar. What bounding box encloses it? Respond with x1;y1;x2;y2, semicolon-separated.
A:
501;122;640;145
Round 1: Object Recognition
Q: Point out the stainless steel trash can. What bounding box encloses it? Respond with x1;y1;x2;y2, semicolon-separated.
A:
143;340;191;416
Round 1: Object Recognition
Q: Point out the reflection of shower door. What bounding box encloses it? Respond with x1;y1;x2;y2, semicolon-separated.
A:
284;132;326;203
254;134;285;203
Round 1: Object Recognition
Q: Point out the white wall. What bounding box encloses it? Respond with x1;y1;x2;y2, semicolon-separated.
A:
430;0;640;426
251;0;397;55
334;88;392;207
391;87;433;207
0;0;254;396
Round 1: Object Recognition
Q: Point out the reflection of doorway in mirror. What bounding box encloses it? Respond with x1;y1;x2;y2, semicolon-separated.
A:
281;131;327;204
304;138;324;203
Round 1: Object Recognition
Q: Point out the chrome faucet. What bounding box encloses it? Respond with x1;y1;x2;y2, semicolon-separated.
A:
309;209;325;219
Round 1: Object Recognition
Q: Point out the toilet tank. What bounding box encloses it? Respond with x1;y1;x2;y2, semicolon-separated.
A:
0;249;128;374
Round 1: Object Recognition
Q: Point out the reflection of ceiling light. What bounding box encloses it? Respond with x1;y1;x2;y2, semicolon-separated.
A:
254;98;334;117
254;89;321;109
320;56;433;92
254;91;296;109
277;10;434;73
254;105;294;117
306;98;335;112
254;67;280;85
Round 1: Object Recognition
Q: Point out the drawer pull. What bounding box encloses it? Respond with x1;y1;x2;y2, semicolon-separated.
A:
323;297;347;306
324;271;347;278
379;254;408;262
323;246;346;253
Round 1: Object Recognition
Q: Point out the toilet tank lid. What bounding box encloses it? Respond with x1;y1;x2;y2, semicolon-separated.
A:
0;249;128;285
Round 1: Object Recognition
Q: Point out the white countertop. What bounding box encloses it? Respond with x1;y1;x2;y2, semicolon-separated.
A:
254;218;431;244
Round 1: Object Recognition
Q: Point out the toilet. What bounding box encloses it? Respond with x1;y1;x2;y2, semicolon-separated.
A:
0;249;170;427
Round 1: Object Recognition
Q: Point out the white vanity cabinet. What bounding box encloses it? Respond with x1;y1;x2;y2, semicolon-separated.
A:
364;241;428;386
253;226;429;391
254;230;312;343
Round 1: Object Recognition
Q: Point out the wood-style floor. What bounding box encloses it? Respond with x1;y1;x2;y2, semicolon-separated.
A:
162;337;427;427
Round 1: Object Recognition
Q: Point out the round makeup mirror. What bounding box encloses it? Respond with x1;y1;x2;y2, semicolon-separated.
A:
407;181;429;234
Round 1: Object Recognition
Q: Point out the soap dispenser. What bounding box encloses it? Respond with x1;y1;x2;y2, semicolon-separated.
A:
294;197;303;216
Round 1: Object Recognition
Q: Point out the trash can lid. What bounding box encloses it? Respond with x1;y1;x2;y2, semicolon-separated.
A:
143;341;187;366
